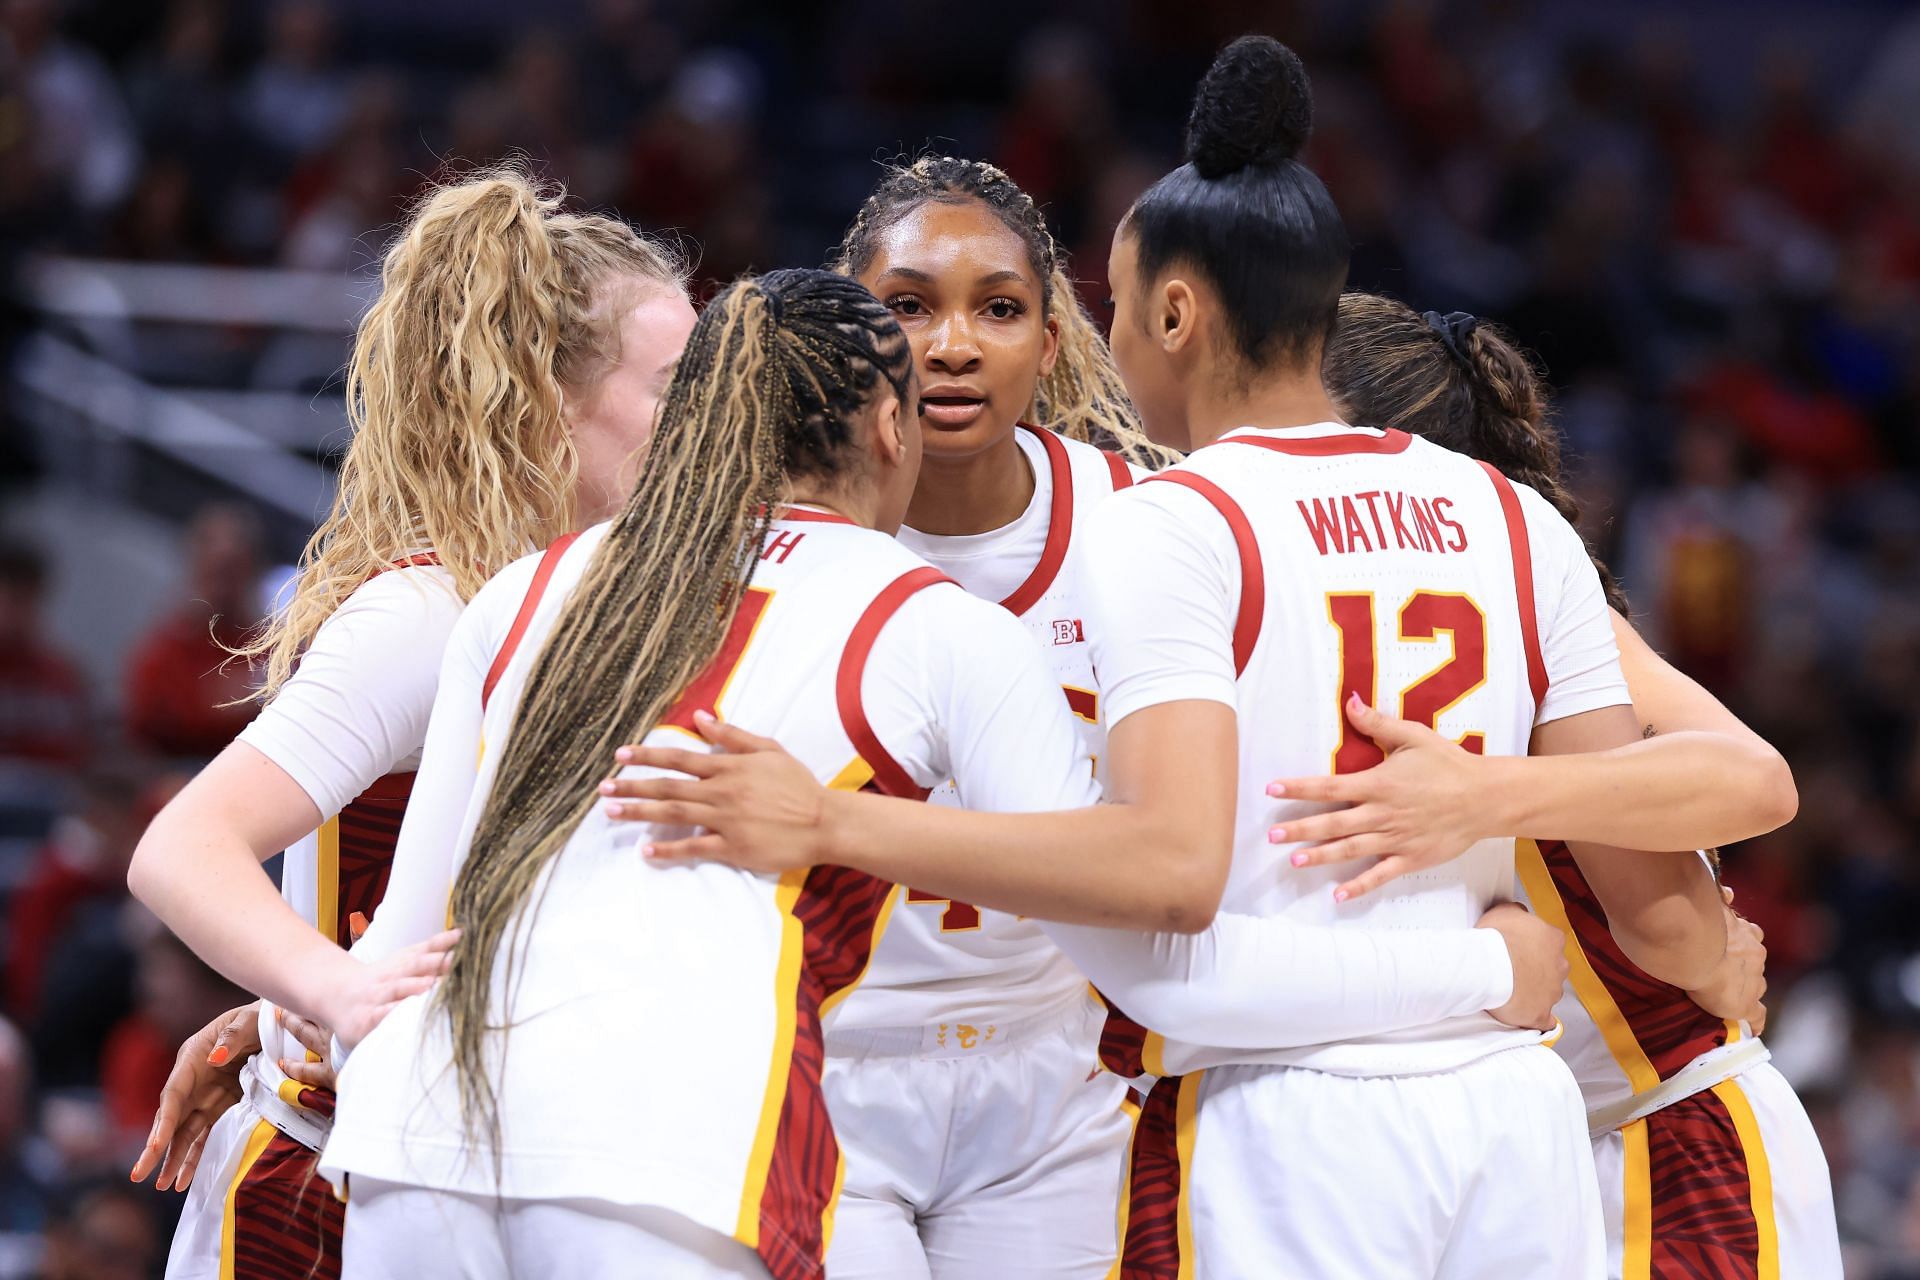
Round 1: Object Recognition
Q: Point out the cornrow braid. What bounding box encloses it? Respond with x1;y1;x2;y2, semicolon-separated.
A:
437;268;911;1171
1323;292;1629;616
834;153;1179;468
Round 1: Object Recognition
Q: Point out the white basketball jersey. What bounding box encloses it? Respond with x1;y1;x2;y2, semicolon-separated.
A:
324;512;1098;1280
831;427;1140;1033
236;555;455;1132
1094;425;1623;1079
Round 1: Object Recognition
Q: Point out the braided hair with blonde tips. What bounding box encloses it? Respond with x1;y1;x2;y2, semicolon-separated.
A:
834;154;1178;468
1323;292;1629;615
437;268;911;1169
235;162;688;699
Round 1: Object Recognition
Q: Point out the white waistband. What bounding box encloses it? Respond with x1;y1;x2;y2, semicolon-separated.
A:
825;994;1092;1061
1586;1034;1770;1137
243;1057;331;1151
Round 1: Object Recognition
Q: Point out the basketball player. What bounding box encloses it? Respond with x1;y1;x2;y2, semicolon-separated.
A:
607;37;1742;1278
322;268;1210;1280
1262;294;1840;1279
811;155;1162;1280
123;167;695;1280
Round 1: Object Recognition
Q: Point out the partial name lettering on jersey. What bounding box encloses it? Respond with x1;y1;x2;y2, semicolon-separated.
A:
1296;490;1470;556
762;528;807;564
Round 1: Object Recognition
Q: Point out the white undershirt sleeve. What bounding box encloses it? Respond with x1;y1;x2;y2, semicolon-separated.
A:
1080;485;1240;732
1522;484;1632;725
236;568;462;815
1043;914;1514;1047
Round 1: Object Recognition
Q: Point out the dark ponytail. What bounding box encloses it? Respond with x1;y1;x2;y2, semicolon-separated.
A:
1324;292;1630;615
1124;35;1350;369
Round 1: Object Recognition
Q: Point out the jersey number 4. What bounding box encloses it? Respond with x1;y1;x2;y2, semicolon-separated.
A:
1326;591;1487;772
905;888;981;932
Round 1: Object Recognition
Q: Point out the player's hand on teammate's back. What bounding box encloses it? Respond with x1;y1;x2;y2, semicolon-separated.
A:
1477;903;1568;1031
1267;695;1490;900
1685;890;1768;1030
322;929;461;1053
600;711;830;872
130;1001;259;1191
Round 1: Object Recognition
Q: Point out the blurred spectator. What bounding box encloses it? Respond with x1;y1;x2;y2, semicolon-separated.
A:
624;49;770;285
122;506;262;761
0;541;85;772
0;1018;51;1278
996;25;1116;247
40;1180;157;1280
98;930;242;1142
0;0;1918;1271
241;0;348;161
0;0;137;218
5;766;170;1026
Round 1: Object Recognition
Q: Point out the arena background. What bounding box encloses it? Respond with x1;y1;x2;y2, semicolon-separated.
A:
0;0;1916;1274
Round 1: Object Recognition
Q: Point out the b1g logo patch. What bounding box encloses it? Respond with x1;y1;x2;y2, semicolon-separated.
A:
1051;619;1086;645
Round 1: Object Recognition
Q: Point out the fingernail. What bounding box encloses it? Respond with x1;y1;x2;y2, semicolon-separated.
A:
127;1169;138;1182
1267;782;1287;797
1269;826;1287;843
207;1046;229;1066
641;845;657;859
603;802;621;818
600;780;619;795
615;748;634;764
1333;888;1350;903
693;710;716;725
1291;852;1308;867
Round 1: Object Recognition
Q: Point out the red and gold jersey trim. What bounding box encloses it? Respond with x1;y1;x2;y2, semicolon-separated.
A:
1220;427;1412;457
1142;471;1264;676
482;533;579;711
1000;424;1077;617
1476;461;1548;712
836;566;953;799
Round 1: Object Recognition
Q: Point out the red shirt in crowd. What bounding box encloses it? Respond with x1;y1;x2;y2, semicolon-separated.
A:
123;612;258;760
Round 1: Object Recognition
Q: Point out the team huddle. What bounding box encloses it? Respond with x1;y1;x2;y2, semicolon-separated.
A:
119;33;1839;1280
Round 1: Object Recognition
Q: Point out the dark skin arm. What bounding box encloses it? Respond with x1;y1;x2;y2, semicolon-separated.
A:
605;704;1237;933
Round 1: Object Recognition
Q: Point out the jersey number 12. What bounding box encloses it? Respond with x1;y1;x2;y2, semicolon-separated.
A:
1326;590;1487;773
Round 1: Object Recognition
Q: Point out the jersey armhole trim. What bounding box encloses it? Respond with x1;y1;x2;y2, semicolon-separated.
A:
1143;472;1264;676
836;566;955;799
1001;424;1076;616
1478;461;1549;712
481;532;580;712
1102;449;1134;491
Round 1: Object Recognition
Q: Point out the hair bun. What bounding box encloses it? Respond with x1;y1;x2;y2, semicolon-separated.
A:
1184;35;1313;179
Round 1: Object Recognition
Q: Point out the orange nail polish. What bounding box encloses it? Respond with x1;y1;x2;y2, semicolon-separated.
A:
207;1045;229;1066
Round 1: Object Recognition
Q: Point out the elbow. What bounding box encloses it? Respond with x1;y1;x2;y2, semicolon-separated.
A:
1752;749;1798;833
125;835;160;906
1162;893;1218;935
1159;830;1228;934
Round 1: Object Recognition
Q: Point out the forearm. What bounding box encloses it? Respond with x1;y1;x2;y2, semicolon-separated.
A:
127;815;353;1021
1043;915;1512;1048
1485;730;1795;851
820;790;1221;933
1610;895;1728;993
